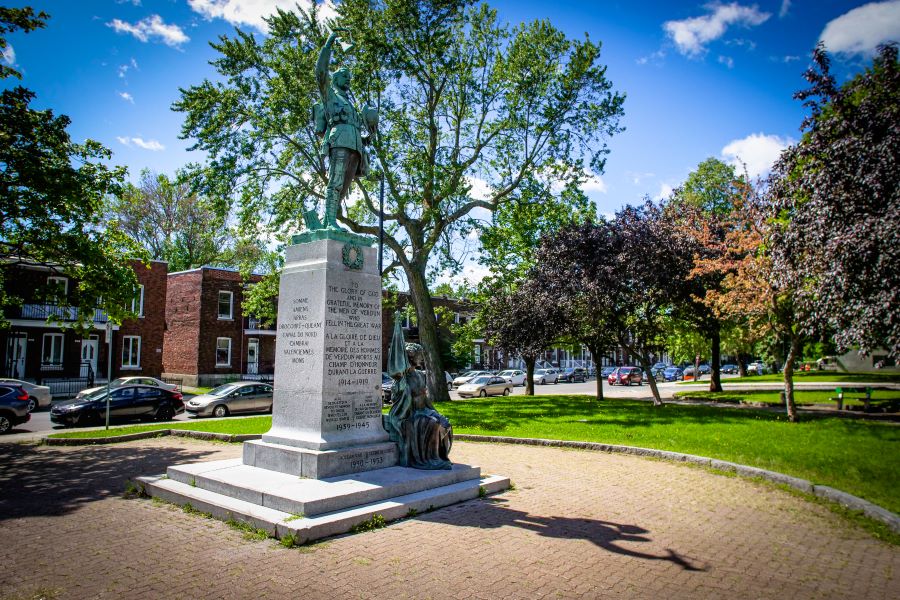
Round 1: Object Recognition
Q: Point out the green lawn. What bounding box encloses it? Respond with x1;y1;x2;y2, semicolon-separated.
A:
48;395;900;514
48;416;273;439
673;388;900;409
710;371;900;384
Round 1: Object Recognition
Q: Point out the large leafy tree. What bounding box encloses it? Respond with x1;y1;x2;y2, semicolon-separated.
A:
769;43;899;359
108;169;262;273
0;7;140;332
534;203;695;406
175;0;624;401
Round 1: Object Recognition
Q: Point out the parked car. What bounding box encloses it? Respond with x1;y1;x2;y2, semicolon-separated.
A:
456;376;512;398
185;381;273;417
721;364;738;374
747;361;768;375
663;367;684;381
650;362;670;377
608;366;643;386
451;371;490;389
558;367;587;383
498;369;526;386
0;384;31;433
0;378;51;412
76;376;177;399
683;366;697;378
698;364;711;375
600;366;618;379
534;368;559;385
51;385;184;427
382;372;394;404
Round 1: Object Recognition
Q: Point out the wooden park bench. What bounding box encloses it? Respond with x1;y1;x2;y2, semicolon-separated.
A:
832;387;873;411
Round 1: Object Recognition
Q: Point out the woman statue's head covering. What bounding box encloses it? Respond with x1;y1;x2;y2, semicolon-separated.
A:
387;311;409;378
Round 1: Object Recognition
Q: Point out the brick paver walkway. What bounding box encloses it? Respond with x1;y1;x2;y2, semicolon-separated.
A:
0;438;897;599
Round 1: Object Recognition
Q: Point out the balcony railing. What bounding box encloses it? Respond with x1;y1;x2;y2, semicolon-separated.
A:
10;304;109;323
245;317;276;331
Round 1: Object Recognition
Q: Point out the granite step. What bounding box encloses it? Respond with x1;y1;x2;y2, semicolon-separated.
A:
166;459;482;517
137;472;510;544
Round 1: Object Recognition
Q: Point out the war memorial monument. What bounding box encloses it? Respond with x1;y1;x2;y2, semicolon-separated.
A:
139;30;508;543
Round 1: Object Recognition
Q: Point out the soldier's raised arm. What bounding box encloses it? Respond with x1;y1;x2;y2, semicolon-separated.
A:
316;31;339;98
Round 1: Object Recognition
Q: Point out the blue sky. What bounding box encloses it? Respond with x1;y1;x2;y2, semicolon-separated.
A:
3;1;898;233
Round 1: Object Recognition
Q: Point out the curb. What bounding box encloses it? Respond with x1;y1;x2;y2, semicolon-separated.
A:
454;434;900;534
42;430;898;534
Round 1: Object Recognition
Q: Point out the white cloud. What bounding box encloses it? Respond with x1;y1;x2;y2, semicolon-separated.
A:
2;44;15;67
118;58;138;79
779;0;791;18
626;171;655;185
107;15;189;48
465;176;492;201
580;170;607;194
118;91;135;103
664;2;771;57
820;0;900;57
718;55;735;68
188;0;337;34
636;49;666;66
721;132;793;179
117;136;165;151
655;183;675;201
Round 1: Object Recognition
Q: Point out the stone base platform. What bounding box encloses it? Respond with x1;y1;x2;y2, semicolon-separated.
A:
243;439;399;479
137;460;509;544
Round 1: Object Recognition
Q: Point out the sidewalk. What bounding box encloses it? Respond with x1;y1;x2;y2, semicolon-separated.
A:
0;437;896;599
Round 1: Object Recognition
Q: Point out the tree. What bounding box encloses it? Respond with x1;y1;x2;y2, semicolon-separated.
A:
174;0;624;402
107;169;258;272
482;279;563;395
0;8;141;332
769;43;899;358
667;157;749;392
534;203;696;405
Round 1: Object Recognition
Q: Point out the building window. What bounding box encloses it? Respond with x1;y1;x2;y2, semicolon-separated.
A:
218;291;233;320
47;276;68;303
122;336;141;368
216;337;232;366
41;333;64;369
130;285;144;317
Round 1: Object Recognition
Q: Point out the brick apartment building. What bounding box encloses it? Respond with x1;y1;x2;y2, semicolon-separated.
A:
0;260;168;383
162;267;276;387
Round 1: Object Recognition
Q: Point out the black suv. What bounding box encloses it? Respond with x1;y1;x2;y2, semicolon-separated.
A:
558;367;587;383
0;384;31;434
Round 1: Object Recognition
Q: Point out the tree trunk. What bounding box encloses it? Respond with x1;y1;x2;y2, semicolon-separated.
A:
405;262;450;403
783;333;801;422
633;351;663;406
709;324;723;392
737;351;748;378
587;343;604;402
524;355;536;396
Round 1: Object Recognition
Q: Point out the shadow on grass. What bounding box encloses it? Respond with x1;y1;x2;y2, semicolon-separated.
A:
426;497;704;571
0;442;223;522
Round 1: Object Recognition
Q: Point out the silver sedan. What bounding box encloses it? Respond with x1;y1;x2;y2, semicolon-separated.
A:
456;375;512;398
0;378;52;412
185;382;274;417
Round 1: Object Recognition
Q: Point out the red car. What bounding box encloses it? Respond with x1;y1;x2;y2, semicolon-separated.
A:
608;367;643;386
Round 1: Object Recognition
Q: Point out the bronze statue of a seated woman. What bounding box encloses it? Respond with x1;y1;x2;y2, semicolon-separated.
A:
383;317;452;470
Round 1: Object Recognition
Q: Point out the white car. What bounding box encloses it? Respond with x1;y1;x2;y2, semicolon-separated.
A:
456;375;512;399
747;362;768;375
452;371;491;389
498;369;526;386
76;376;177;399
533;368;559;385
0;378;52;412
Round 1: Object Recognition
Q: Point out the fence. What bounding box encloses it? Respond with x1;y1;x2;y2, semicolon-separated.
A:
44;377;94;399
161;377;184;392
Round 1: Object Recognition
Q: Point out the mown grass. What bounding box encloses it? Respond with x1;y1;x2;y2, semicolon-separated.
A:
48;395;900;515
708;371;900;384
673;388;900;408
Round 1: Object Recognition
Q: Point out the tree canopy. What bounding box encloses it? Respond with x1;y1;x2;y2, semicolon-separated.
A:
174;0;624;400
0;8;141;331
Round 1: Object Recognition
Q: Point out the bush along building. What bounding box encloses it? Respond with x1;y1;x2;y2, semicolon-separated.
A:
162;266;276;387
0;260;168;394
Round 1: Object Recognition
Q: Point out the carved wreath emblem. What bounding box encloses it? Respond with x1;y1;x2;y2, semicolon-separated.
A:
342;242;364;270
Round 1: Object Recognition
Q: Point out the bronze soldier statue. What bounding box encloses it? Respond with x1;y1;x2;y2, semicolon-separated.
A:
308;28;377;231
